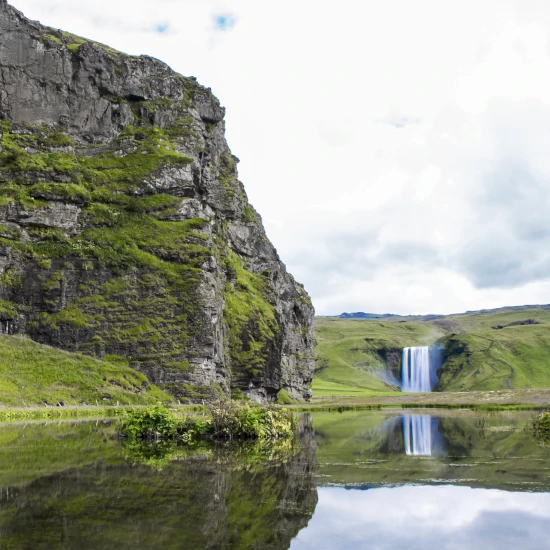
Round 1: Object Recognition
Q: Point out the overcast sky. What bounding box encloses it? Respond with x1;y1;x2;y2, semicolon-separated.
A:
12;0;550;315
291;486;550;549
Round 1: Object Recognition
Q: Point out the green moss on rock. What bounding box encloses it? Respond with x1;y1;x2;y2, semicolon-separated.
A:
222;249;279;380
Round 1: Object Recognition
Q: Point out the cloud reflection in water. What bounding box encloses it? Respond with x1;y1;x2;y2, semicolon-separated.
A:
291;486;550;550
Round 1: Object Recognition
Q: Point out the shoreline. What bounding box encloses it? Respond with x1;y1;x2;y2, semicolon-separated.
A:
293;388;550;412
0;389;548;420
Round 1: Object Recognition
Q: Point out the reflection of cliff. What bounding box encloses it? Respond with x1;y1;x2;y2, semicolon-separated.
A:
0;423;318;549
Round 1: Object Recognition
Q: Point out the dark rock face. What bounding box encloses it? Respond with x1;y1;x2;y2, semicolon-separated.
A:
375;346;403;383
0;1;315;402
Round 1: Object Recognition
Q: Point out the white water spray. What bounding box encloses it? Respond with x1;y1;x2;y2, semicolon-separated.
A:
403;415;432;456
401;346;440;392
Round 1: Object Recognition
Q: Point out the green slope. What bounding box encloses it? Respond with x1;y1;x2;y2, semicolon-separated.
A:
314;308;550;396
0;335;172;406
438;309;550;391
314;317;445;396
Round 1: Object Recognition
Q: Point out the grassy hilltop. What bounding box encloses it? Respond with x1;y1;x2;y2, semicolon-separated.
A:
314;307;550;397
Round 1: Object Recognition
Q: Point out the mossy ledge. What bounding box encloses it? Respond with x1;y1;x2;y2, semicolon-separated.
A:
0;1;315;403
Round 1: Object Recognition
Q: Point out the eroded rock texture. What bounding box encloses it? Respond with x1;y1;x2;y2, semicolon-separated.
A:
0;0;315;402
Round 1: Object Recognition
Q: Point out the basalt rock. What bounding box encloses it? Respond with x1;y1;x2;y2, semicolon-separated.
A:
0;1;315;402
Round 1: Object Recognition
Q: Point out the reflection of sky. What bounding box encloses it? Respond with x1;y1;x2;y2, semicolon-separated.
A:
290;486;550;550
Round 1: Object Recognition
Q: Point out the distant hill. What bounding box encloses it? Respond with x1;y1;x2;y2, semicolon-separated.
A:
337;312;445;322
338;312;397;320
330;304;550;322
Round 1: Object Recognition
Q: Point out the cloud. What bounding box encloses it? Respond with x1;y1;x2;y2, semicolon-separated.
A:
11;0;550;315
291;486;550;550
377;114;421;129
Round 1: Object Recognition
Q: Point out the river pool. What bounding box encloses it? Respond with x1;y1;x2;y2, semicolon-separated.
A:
0;410;548;549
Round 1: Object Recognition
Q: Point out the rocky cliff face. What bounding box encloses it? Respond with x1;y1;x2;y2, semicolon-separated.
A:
0;0;315;402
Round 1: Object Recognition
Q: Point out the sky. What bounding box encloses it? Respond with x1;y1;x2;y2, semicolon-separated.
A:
291;486;550;549
11;0;550;315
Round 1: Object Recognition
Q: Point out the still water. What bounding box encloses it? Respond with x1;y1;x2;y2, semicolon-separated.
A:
0;410;549;549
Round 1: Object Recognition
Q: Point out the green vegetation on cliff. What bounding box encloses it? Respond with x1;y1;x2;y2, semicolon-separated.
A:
0;114;219;398
314;308;550;397
222;249;279;381
0;335;172;406
0;1;315;403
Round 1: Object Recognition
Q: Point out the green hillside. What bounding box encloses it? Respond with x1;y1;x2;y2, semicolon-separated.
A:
0;335;172;406
437;309;550;391
314;308;550;397
314;317;445;396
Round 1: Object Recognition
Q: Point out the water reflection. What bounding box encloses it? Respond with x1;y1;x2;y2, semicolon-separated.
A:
0;419;318;550
291;486;550;550
0;411;549;549
403;415;433;456
313;410;550;490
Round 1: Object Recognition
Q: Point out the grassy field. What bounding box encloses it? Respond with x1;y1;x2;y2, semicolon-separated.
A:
437;309;550;391
0;335;173;406
314;307;550;398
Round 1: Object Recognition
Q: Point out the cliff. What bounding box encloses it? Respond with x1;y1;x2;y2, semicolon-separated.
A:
0;1;315;403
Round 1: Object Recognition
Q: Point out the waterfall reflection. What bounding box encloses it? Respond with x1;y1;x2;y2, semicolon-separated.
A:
403;415;433;456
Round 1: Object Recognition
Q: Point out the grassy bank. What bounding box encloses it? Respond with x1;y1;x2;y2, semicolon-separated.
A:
295;388;550;412
0;335;173;407
0;404;207;422
1;388;549;421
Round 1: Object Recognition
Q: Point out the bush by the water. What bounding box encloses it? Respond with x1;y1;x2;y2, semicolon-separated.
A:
120;401;296;442
530;412;550;446
119;405;178;440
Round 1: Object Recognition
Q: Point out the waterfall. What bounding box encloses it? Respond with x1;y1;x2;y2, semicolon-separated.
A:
403;415;432;456
401;346;441;392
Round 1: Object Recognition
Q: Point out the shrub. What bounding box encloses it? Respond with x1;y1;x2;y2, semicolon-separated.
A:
120;405;177;440
231;387;245;400
119;402;296;442
208;400;295;440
